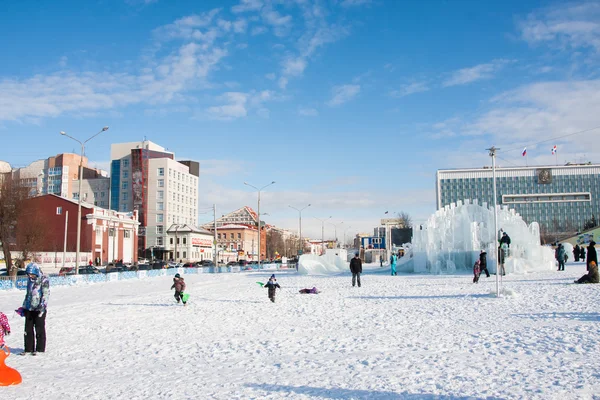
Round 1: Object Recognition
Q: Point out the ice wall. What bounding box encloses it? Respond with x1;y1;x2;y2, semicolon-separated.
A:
410;199;555;274
297;253;348;275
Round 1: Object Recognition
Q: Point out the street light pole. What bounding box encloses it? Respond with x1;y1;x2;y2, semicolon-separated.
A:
343;226;352;249
244;181;276;265
328;221;344;248
487;146;500;297
289;204;311;256
314;216;332;255
60;126;109;275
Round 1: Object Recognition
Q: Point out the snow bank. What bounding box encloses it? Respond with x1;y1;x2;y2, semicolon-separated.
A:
297;253;348;275
411;199;555;274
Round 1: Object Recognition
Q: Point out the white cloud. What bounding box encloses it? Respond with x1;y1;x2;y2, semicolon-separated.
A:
232;19;248;33
390;82;429;98
518;2;600;51
443;59;511;87
278;77;288;89
154;9;222;41
203;90;277;121
327;84;360;107
298;107;318;116
261;9;293;37
265;73;276;80
232;0;263;13
282;57;307;76
340;0;372;7
251;26;268;35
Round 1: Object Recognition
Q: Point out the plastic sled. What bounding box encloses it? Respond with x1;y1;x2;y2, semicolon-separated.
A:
256;282;265;287
182;293;190;303
0;346;22;386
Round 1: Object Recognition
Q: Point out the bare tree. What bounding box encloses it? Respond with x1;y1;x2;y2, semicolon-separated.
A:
0;173;30;276
17;208;51;266
396;211;413;228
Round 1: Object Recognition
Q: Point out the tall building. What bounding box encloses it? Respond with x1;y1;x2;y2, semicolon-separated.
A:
436;163;600;236
2;153;109;206
110;140;199;258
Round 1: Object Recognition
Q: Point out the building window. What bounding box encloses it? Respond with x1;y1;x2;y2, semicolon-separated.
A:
123;171;129;179
158;168;165;177
218;233;221;239
156;226;164;235
183;237;187;245
124;230;131;238
122;193;129;201
237;233;241;239
183;251;187;259
109;228;115;237
157;190;164;200
56;207;62;215
73;192;79;200
156;237;163;246
230;233;234;239
101;192;105;198
170;238;174;245
123;159;129;168
157;214;164;223
122;182;128;190
157;202;164;211
121;204;127;211
158;179;164;188
169;169;172;177
96;228;102;241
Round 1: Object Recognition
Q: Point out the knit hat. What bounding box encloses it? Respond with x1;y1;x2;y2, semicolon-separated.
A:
25;262;41;276
174;273;181;278
270;274;275;280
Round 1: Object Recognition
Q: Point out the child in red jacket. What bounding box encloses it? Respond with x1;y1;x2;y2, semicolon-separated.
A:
0;312;10;349
171;274;187;306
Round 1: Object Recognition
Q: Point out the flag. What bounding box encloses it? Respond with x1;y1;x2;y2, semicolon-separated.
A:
552;145;557;155
522;147;527;156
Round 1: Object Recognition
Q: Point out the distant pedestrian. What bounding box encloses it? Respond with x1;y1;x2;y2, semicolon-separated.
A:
473;260;481;283
587;241;597;271
21;263;49;356
170;273;187;306
574;245;580;262
379;255;383;268
500;232;511;257
264;274;281;303
479;250;490;278
556;244;566;271
350;252;362;287
390;253;397;276
580;246;586;262
0;312;10;349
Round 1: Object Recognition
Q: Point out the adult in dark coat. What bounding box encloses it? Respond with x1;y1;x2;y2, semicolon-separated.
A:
586;241;597;271
580;246;586;262
349;252;362;287
500;232;511;247
479;250;490;278
574;245;580;262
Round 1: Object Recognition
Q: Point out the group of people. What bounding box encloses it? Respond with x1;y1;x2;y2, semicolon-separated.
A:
0;262;50;356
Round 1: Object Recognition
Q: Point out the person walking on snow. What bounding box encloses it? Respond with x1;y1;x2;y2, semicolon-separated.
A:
264;274;281;303
574;245;580;262
21;263;49;356
0;312;10;349
473;260;481;283
171;273;187;305
556;244;566;271
479;250;490;278
390;253;397;276
350;252;362;287
587;241;597;271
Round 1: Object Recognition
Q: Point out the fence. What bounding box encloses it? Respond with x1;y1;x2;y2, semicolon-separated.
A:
0;263;293;291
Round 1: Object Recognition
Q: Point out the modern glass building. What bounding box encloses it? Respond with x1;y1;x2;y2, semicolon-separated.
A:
436;164;600;236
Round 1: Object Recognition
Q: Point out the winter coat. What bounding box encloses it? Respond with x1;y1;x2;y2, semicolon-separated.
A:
0;312;10;347
473;260;481;276
587;242;597;270
500;234;511;247
171;277;186;292
389;254;397;265
556;245;565;261
574;245;580;257
350;257;362;274
265;280;280;298
589;263;599;283
580;247;586;259
479;252;487;269
22;274;50;312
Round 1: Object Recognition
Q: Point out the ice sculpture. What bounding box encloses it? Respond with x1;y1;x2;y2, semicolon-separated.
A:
297;250;348;275
405;199;555;274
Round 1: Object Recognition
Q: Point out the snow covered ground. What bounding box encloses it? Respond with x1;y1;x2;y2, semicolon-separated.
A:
1;262;600;399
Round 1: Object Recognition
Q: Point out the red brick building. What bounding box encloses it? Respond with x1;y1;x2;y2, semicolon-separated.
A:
17;194;139;264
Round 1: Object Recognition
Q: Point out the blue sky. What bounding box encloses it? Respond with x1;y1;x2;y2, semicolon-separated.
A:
2;0;600;239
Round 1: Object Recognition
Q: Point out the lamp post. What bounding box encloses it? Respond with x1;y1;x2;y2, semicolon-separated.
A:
488;146;500;297
328;221;344;248
289;204;310;256
60;126;109;275
244;181;275;264
314;216;332;255
343;225;352;249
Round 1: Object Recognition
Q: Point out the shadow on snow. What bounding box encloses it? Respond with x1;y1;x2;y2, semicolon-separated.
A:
348;294;491;300
512;312;600;322
244;383;503;400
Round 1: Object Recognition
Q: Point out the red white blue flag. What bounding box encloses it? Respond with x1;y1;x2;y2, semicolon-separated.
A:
552;145;557;155
522;147;527;156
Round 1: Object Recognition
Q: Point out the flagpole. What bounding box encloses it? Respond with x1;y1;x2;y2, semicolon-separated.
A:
525;153;528;167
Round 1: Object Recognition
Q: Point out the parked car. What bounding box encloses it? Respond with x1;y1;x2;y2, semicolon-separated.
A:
0;269;28;277
152;261;167;270
226;261;238;266
182;262;195;268
78;266;101;274
238;260;248;267
197;260;215;267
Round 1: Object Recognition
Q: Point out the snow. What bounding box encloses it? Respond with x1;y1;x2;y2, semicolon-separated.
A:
297;251;348;275
1;262;600;399
411;200;555;274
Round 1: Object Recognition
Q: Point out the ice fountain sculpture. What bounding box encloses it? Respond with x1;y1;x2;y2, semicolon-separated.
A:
407;199;555;274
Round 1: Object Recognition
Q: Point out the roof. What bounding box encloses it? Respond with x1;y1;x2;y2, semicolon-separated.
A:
218;224;256;230
166;224;212;235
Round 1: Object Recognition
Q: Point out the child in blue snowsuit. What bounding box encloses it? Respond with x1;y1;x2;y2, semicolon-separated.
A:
390;254;397;276
265;274;281;303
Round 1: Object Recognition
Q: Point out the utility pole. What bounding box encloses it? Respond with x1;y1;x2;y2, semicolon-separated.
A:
62;211;69;268
213;204;217;265
314;216;332;255
244;181;276;265
289;204;311;256
488;146;500;297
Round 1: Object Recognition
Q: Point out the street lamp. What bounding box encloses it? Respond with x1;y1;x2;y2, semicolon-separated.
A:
314;216;332;255
289;204;310;256
343;225;352;249
328;221;344;248
244;181;275;264
60;126;109;274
